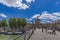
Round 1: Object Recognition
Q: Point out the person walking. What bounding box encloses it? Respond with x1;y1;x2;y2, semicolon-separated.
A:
45;27;47;33
41;27;44;32
52;27;56;35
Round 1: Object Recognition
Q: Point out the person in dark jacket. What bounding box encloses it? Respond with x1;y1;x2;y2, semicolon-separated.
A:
52;27;56;34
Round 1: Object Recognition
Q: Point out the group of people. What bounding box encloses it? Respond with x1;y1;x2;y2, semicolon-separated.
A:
41;27;56;34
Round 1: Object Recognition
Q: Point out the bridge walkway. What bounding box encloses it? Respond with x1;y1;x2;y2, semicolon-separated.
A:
29;29;60;40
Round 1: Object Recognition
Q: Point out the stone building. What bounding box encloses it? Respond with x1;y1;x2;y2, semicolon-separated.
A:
26;17;60;29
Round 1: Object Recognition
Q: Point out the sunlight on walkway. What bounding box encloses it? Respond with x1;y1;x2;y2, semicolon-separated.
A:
30;29;60;40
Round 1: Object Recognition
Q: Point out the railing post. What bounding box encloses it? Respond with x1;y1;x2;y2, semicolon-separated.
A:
24;30;26;40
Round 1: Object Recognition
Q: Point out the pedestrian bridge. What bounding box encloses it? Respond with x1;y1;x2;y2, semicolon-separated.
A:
29;29;60;40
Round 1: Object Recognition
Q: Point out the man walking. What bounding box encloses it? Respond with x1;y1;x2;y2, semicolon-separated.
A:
52;27;56;34
41;27;44;32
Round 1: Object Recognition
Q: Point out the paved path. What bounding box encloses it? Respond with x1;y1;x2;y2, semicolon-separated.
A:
30;29;60;40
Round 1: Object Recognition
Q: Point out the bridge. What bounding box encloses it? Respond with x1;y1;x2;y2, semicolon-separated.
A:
29;29;60;40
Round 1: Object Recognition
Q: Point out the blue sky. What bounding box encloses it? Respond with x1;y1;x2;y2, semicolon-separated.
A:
0;0;60;23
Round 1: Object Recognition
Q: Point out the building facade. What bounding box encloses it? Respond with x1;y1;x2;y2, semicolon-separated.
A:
26;17;60;29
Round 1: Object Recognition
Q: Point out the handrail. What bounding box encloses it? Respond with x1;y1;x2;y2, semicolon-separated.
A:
0;26;35;40
12;34;24;40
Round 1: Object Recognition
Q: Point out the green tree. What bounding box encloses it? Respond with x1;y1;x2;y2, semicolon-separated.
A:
0;19;8;32
0;19;8;27
17;18;21;28
20;18;27;33
8;18;17;31
21;18;27;27
8;18;27;32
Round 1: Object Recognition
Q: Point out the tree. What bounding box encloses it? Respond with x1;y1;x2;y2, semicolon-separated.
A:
8;18;27;32
0;19;8;32
21;18;27;27
20;18;27;33
0;19;8;27
17;18;21;28
8;18;17;31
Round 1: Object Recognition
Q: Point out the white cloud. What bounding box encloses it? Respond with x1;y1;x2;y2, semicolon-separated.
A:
56;2;59;4
0;13;7;18
39;11;60;23
41;20;53;24
53;12;60;16
31;14;40;18
0;0;35;10
39;11;57;20
31;11;60;23
19;4;29;9
56;1;60;4
29;11;60;23
54;17;60;20
26;18;32;20
26;0;35;3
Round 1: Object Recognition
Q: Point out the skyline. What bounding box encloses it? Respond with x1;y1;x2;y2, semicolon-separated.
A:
0;0;60;23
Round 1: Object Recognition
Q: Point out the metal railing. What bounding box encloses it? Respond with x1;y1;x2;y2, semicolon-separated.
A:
12;27;35;40
0;26;35;40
